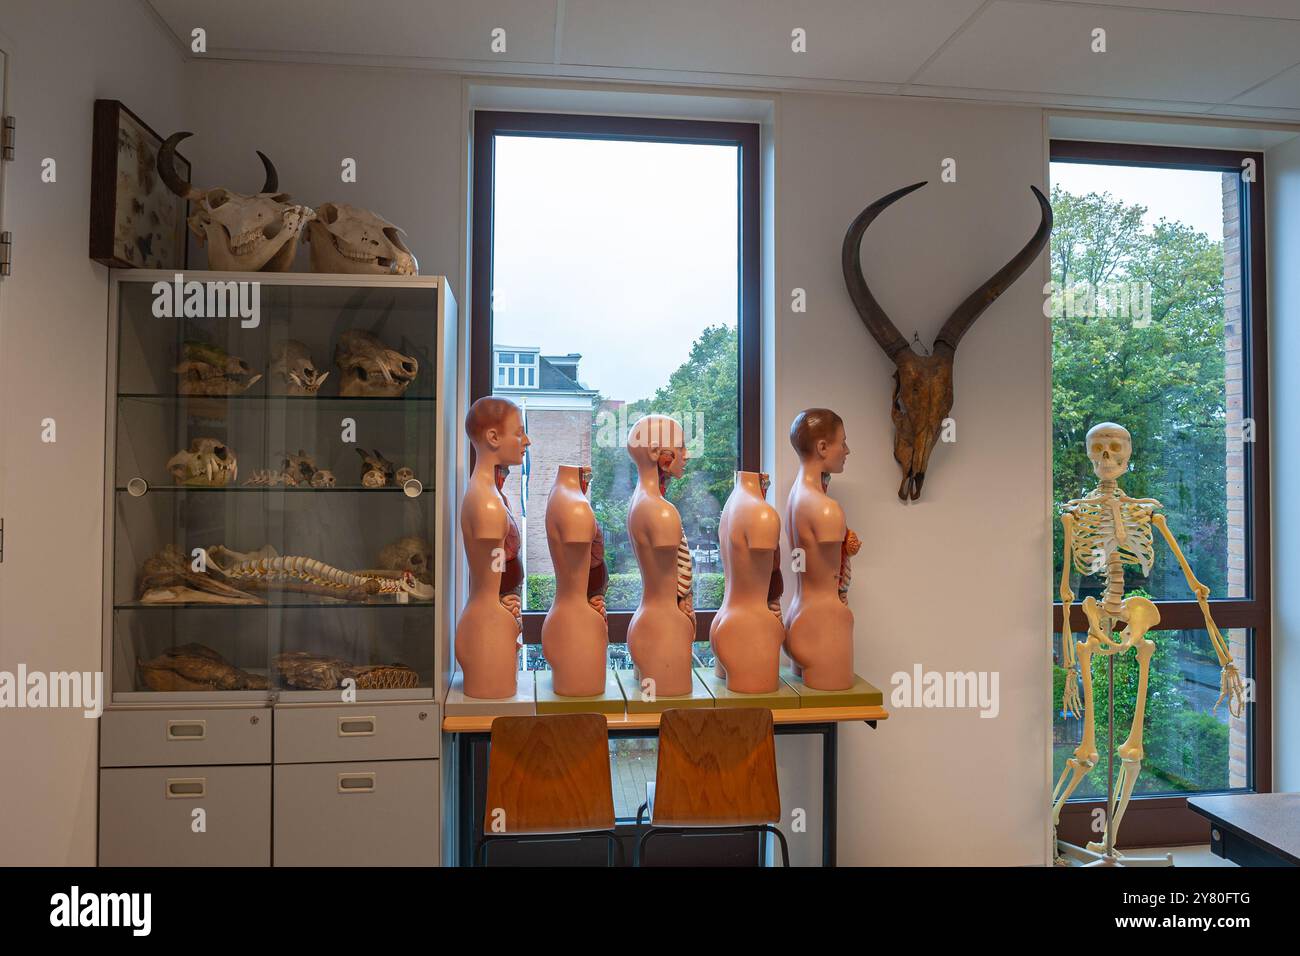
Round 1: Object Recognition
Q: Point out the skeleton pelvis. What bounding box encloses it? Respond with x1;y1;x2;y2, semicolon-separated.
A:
1082;594;1160;641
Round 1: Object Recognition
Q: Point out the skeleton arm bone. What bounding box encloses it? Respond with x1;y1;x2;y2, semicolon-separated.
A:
1059;512;1083;719
1151;513;1245;717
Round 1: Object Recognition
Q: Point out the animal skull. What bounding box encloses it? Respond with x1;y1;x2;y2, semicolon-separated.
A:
335;330;419;397
281;450;318;486
358;448;395;487
269;340;329;395
843;181;1051;500
308;202;418;275
1086;422;1131;481
394;466;416;486
158;132;314;272
167;438;237;486
378;536;432;585
310;469;336;488
175;341;262;395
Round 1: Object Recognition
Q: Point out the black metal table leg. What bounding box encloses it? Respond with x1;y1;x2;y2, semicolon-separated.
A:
823;723;837;867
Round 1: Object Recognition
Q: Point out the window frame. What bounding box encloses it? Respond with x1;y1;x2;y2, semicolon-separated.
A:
1049;139;1272;847
470;109;762;644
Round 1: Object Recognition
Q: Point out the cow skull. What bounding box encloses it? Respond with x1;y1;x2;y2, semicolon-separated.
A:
335;330;418;397
167;438;238;486
843;182;1051;500
158;132;314;272
269;340;329;395
308;202;417;275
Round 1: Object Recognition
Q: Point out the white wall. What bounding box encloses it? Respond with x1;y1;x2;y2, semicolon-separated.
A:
0;0;187;864
1267;134;1300;792
775;94;1051;865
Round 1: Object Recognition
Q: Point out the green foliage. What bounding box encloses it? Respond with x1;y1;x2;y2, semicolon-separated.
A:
526;572;725;613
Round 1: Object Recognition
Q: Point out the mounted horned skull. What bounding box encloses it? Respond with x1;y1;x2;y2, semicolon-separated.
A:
308;203;418;275
843;182;1051;500
269;340;329;395
158;132;314;272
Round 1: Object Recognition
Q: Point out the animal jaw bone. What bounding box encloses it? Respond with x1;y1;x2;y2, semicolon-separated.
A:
175;341;263;395
307;202;418;275
137;545;263;605
335;330;418;397
167;438;238;486
269;340;329;395
157;131;314;272
842;182;1051;500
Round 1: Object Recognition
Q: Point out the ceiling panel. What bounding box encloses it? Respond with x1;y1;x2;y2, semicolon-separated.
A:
1044;0;1300;18
147;0;558;63
1231;61;1300;107
558;0;984;84
913;0;1300;104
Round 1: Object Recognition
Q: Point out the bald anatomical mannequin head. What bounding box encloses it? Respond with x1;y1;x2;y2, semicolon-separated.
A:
790;407;849;475
627;414;688;482
466;396;530;469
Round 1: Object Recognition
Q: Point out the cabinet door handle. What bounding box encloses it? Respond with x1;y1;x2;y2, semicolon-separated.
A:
165;777;206;798
338;716;376;737
166;720;207;741
338;772;375;794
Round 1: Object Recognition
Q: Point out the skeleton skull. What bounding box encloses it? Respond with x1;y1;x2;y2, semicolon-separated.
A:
358;448;395;487
378;536;432;585
310;469;336;488
308;203;418;275
335;330;418;397
1086;422;1132;481
394;466;416;486
158;132;314;272
269;340;329;395
281;450;318;486
167;438;237;486
175;341;262;395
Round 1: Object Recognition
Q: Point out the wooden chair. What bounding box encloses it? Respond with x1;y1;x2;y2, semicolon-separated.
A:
634;707;789;866
477;712;622;866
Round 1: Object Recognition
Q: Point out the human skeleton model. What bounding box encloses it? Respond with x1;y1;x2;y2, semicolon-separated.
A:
626;415;695;698
455;397;528;699
1052;423;1245;861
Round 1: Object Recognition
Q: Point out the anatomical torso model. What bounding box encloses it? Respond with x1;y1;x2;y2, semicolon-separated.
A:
626;415;695;698
455;397;528;699
542;465;610;696
784;409;860;691
710;471;785;693
1052;422;1244;864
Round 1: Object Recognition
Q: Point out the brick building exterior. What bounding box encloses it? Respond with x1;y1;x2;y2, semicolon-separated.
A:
493;347;598;583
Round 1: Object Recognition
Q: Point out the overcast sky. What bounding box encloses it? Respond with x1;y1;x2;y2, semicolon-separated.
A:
492;136;738;403
1050;161;1225;242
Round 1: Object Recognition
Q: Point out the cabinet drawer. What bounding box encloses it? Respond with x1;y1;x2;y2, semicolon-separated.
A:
99;765;271;866
274;703;438;763
100;707;271;767
274;760;439;866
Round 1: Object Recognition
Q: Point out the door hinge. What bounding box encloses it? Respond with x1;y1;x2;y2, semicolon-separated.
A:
0;232;10;277
1;116;13;161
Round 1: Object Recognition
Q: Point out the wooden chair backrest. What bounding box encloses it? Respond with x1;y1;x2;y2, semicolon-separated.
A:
652;707;780;827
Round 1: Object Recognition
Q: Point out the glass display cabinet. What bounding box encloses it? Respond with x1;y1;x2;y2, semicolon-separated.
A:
104;272;457;704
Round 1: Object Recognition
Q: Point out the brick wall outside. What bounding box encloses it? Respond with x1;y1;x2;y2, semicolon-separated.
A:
1222;172;1247;789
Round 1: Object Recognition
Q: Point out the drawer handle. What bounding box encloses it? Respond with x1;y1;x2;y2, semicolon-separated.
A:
338;716;376;737
166;720;207;741
165;777;206;799
338;772;376;794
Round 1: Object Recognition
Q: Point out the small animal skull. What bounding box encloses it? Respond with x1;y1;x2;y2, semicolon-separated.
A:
310;469;336;488
394;466;416;486
358;448;395;487
378;536;432;585
158;132;314;273
308;202;418;275
168;438;237;486
1087;422;1132;481
335;330;418;397
269;340;329;395
175;341;262;396
281;450;318;486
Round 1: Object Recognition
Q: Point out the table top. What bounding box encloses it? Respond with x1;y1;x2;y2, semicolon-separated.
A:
1187;792;1300;864
442;703;889;733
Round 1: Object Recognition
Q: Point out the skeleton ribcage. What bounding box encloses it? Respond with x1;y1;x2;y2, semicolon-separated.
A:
1066;494;1156;577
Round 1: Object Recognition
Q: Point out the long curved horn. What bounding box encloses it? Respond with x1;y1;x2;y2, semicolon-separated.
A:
934;185;1052;355
841;181;925;362
157;132;200;200
256;150;279;194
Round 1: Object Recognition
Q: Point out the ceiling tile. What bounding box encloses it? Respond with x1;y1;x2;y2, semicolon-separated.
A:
558;0;985;84
1043;0;1300;18
915;0;1300;104
147;0;558;63
1231;61;1300;107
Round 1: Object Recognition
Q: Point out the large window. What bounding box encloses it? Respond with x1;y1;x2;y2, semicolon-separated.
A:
1049;141;1271;846
471;111;760;672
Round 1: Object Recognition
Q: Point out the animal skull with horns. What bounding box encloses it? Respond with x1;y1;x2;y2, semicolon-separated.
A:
158;132;314;272
842;182;1051;500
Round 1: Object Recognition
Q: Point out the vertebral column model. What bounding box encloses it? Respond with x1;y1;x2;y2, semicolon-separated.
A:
455;396;528;699
784;409;857;691
1052;422;1245;856
711;471;786;693
542;464;609;696
626;415;695;698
